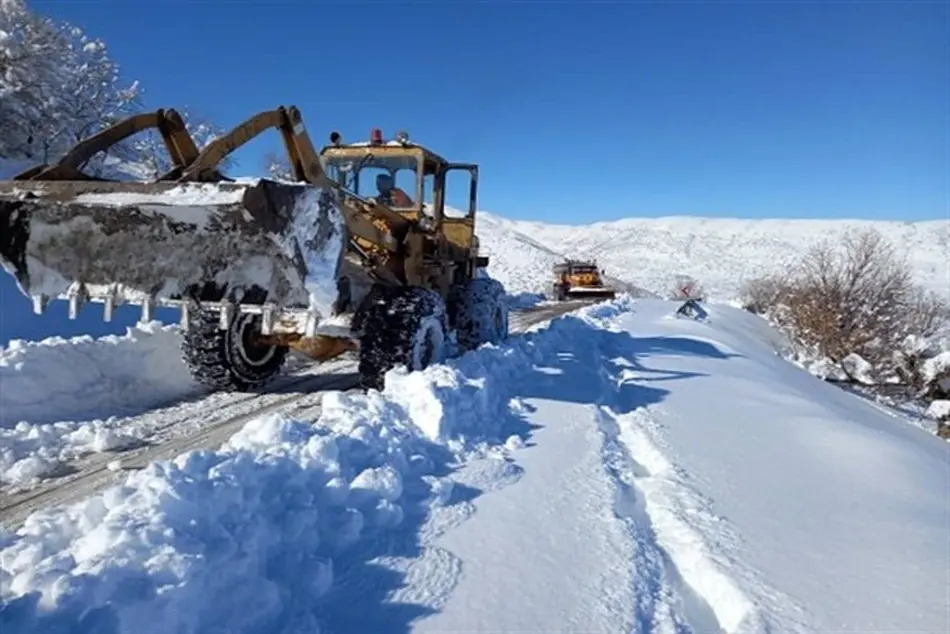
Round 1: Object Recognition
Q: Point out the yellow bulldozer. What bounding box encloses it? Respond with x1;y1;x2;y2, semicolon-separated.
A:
0;106;509;390
551;259;617;302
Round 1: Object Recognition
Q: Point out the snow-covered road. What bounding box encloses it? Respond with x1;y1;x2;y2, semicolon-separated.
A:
1;297;946;634
0;300;588;529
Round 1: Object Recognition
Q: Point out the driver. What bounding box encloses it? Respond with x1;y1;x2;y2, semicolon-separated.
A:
375;173;414;207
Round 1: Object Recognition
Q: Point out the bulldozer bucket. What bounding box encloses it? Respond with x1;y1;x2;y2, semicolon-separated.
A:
0;105;364;336
0;179;348;334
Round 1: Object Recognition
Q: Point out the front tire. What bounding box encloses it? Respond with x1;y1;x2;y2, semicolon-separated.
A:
356;286;448;390
452;277;509;352
180;309;288;391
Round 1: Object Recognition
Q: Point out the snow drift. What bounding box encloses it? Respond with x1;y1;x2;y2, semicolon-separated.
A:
598;301;950;633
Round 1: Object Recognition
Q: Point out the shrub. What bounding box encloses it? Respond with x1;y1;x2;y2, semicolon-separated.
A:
742;229;950;439
767;229;945;369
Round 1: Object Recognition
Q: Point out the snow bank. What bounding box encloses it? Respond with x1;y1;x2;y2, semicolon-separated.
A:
0;321;197;429
385;296;635;444
0;296;635;633
604;301;950;633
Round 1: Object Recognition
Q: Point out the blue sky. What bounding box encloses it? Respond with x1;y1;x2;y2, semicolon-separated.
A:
33;0;949;223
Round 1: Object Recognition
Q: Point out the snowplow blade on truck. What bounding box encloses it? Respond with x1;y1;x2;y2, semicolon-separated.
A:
561;287;617;301
0;107;350;335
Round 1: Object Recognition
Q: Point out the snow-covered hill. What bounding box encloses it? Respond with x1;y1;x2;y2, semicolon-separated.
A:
482;212;949;300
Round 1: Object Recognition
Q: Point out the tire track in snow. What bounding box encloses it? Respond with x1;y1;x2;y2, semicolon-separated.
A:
0;356;355;489
0;369;361;529
596;404;754;633
608;401;812;634
595;404;718;633
589;319;759;634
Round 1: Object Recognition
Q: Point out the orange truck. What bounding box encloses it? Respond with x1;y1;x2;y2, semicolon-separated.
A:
551;259;617;302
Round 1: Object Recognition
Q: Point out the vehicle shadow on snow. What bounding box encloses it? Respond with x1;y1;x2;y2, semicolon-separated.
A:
313;408;540;633
516;328;734;413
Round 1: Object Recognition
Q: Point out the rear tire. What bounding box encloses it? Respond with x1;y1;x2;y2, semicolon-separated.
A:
181;309;288;391
452;277;509;352
356;286;448;390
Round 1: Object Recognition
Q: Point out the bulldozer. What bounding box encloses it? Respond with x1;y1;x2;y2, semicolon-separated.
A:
0;106;509;390
551;259;616;302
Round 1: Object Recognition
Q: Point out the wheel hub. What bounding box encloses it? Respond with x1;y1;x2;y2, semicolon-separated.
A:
234;316;277;367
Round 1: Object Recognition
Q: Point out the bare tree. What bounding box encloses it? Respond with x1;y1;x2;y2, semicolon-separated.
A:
781;229;918;365
901;287;950;342
763;228;949;378
739;273;790;314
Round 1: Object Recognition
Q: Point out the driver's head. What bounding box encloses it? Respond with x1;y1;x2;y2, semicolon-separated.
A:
376;173;394;194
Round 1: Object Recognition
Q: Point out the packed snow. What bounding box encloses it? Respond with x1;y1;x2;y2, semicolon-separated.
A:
282;187;348;321
72;183;248;208
2;297;947;633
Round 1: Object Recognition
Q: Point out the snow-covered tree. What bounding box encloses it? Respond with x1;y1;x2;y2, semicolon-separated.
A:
0;0;141;164
0;2;237;179
925;400;950;439
264;151;293;181
128;108;233;179
0;0;62;159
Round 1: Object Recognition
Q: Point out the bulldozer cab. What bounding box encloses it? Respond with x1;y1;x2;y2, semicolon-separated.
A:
319;130;479;252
